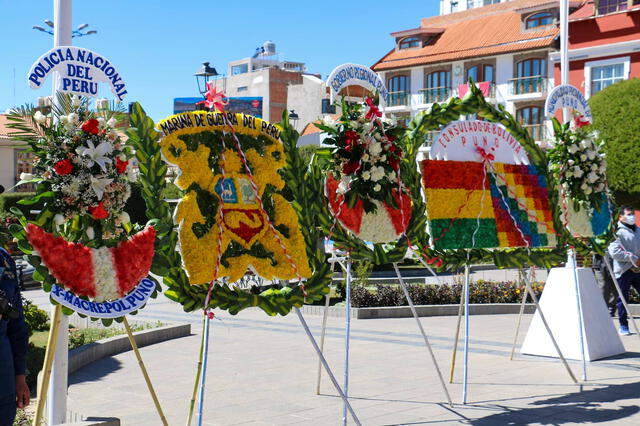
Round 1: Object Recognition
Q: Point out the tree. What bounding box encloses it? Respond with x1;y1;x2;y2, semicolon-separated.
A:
589;78;640;207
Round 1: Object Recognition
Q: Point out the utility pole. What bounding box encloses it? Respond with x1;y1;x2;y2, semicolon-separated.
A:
48;1;71;423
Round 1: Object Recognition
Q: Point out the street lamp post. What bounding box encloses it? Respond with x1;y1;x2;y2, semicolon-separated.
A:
194;62;219;96
289;110;299;129
33;20;97;38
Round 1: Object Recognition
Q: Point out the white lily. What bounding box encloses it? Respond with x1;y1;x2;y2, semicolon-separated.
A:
71;95;82;108
90;176;113;200
34;110;47;124
77;140;113;172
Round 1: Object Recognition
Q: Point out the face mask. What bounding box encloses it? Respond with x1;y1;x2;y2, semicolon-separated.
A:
622;214;636;226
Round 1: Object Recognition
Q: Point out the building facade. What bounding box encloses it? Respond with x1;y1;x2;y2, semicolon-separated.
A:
551;1;640;99
373;0;590;147
440;0;509;15
0;115;30;193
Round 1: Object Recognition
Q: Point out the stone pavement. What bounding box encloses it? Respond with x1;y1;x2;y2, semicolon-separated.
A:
24;289;640;425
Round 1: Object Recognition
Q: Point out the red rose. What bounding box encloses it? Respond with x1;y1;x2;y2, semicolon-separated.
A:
54;158;73;175
89;201;109;220
344;130;360;147
81;119;100;135
389;156;400;171
116;157;129;174
342;160;360;175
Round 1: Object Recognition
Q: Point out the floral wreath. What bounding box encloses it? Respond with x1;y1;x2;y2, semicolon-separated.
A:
407;83;570;270
7;95;158;324
547;114;612;241
127;103;331;315
312;95;429;265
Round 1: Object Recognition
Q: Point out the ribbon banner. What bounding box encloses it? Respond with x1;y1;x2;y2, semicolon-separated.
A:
327;63;388;105
545;84;591;122
50;278;155;319
28;46;127;100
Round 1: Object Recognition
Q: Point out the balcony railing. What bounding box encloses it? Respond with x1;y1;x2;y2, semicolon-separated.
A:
387;91;409;106
522;124;547;141
509;76;547;95
419;87;453;104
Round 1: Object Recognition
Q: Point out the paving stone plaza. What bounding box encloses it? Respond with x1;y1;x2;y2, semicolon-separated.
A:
28;289;640;425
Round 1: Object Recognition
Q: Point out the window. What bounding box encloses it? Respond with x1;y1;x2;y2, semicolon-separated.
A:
237;86;248;92
466;64;494;83
231;64;248;75
467;0;500;9
321;99;336;114
597;0;633;15
387;75;409;106
512;58;546;94
516;106;545;140
526;12;554;29
399;37;421;49
591;63;625;95
422;70;451;103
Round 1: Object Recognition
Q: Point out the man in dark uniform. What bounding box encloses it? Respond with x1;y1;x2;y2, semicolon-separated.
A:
0;247;29;426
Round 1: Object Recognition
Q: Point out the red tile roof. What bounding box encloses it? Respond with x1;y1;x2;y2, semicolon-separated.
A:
569;0;640;21
372;0;562;71
301;114;339;136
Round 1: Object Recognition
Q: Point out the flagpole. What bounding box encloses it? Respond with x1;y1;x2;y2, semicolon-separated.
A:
560;0;570;121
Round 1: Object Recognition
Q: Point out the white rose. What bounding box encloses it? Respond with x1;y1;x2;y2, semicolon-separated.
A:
380;155;386;162
97;117;106;128
565;170;573;178
584;186;593;195
86;226;95;240
34;110;47;124
362;171;371;181
67;113;79;124
568;145;579;154
389;171;397;181
580;154;587;162
362;153;370;162
373;184;382;192
587;172;599;183
370;166;385;182
581;140;590;149
590;164;598;171
107;117;117;128
19;172;33;181
59;115;69;125
127;167;138;182
568;160;575;166
587;150;596;160
581;183;588;190
596;183;605;192
573;167;584;178
369;143;382;157
118;212;130;224
53;214;65;226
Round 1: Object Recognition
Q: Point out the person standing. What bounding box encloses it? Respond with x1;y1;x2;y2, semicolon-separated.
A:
593;253;617;316
608;206;640;335
0;247;30;426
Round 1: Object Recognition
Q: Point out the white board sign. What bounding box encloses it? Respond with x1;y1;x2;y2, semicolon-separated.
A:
50;278;154;318
327;63;388;105
545;84;591;122
28;46;127;100
430;120;529;165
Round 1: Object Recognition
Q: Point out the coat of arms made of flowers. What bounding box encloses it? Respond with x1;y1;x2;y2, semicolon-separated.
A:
158;111;311;285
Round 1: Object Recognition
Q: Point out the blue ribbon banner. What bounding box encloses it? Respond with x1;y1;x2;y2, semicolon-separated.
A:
327;63;388;105
28;46;127;101
50;278;155;318
545;84;592;121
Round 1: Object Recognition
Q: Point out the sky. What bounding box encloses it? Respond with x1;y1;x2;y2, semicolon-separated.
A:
0;0;440;122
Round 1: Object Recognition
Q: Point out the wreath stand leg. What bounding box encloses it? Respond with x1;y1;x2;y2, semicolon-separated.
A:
462;264;471;404
510;269;531;360
449;276;466;383
295;308;362;426
186;316;207;426
569;250;588;381
315;292;332;395
522;268;578;384
196;314;212;426
603;256;640;341
34;304;63;426
123;317;168;426
392;263;452;407
342;258;352;426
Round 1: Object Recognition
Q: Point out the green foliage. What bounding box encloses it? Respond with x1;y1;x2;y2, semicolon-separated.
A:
298;144;320;165
22;298;49;337
589;78;640;207
0;193;42;219
350;280;544;307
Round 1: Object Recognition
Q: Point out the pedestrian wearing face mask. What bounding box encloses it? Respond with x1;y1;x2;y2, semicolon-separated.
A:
608;206;640;335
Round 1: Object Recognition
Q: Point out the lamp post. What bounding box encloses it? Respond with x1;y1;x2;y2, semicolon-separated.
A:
289;110;299;129
33;20;97;37
194;62;220;96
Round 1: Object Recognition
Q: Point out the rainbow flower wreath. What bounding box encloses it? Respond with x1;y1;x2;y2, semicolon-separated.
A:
127;102;331;315
407;84;568;269
319;96;411;244
547;114;612;240
7;95;157;322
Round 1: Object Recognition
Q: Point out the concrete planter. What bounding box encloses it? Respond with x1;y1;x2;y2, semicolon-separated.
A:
302;304;640;320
